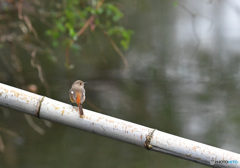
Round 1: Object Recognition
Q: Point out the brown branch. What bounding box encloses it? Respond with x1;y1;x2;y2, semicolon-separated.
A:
16;0;39;40
23;15;39;40
30;50;51;96
16;0;23;20
76;0;105;37
103;30;128;68
76;15;95;37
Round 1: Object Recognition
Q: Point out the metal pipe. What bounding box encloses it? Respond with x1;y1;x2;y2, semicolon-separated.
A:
0;83;239;167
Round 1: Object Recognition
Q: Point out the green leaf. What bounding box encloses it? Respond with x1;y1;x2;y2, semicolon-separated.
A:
69;28;76;37
56;21;65;32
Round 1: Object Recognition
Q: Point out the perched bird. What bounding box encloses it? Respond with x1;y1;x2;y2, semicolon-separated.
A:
69;80;86;117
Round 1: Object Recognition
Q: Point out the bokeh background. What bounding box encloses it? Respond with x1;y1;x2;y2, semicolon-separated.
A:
1;0;240;167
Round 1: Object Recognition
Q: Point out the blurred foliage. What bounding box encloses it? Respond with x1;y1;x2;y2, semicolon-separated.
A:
0;0;133;68
45;0;133;50
0;0;133;87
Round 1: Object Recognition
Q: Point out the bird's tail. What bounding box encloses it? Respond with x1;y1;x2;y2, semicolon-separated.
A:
78;104;84;117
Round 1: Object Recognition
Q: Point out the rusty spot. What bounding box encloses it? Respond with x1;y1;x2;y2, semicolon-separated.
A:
140;134;143;140
126;124;131;128
4;89;8;93
61;109;65;116
97;117;102;121
109;120;115;124
35;96;45;118
192;146;199;150
55;106;59;110
131;128;137;133
144;129;156;150
11;90;19;97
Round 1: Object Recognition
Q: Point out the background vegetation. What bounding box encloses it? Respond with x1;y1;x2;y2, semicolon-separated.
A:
1;0;240;168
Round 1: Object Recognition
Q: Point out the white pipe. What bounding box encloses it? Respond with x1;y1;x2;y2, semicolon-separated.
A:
0;83;239;167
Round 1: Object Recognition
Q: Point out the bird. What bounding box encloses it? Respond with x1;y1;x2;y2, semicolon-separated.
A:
69;80;86;118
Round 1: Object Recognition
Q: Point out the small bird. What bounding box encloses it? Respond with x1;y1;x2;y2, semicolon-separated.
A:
69;80;86;117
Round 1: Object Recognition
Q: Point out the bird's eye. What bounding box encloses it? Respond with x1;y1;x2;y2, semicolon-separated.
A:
80;83;82;85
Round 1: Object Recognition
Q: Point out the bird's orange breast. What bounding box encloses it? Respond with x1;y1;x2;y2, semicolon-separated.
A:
75;92;81;105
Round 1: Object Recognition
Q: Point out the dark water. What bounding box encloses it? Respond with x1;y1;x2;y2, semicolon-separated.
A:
1;1;240;168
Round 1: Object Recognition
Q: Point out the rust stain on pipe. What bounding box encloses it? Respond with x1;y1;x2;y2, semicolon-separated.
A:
35;96;45;117
144;129;156;150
